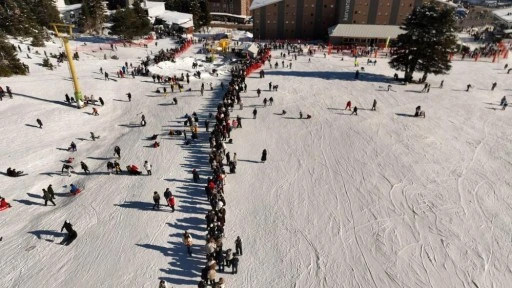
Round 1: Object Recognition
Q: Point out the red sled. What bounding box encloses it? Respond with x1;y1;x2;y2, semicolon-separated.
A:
70;188;82;196
0;206;10;211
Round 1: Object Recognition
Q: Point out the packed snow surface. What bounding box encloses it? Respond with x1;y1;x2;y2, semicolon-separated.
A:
1;37;512;288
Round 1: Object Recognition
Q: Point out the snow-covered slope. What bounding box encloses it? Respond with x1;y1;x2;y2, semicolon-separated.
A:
1;37;512;288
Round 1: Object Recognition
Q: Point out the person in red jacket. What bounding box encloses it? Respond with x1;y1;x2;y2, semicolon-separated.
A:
168;195;176;212
345;100;352;111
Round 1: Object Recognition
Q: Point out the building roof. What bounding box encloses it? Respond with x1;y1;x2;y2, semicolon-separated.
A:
328;24;403;39
493;7;512;24
250;0;284;10
156;11;194;28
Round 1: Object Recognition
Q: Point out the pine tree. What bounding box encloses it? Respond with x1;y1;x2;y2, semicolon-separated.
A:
110;0;151;40
198;0;211;28
190;0;201;30
31;32;45;47
389;3;457;83
0;32;27;76
30;0;61;29
78;0;107;34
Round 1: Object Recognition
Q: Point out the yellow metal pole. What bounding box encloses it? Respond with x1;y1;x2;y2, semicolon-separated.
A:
52;23;83;109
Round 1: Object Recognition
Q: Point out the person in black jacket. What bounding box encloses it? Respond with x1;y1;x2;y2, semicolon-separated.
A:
60;220;77;245
80;161;90;174
235;236;242;255
36;118;43;129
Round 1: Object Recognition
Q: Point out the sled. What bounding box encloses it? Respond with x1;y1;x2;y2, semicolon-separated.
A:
0;206;11;212
70;188;82;196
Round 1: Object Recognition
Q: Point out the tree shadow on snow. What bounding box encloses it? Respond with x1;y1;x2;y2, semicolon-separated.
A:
265;70;392;83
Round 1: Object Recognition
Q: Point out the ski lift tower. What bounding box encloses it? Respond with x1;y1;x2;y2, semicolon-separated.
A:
51;23;83;108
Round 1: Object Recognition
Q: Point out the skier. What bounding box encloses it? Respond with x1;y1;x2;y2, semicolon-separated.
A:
261;149;267;162
235;236;243;255
192;169;200;183
491;82;497;91
144;160;152;175
80;161;90;174
42;189;56;206
152;191;161;210
47;184;56;199
60;220;78;246
127;92;132;102
114;146;121;159
183;231;193;256
253;108;257;119
36;118;43;129
345;100;352;111
351;106;358;116
371;99;377;111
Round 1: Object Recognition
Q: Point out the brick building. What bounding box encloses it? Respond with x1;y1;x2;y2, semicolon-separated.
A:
251;0;424;40
208;0;254;16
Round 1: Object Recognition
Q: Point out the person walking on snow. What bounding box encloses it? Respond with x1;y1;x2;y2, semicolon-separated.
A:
235;236;243;255
351;106;358;116
42;189;56;206
127;92;132;102
80;161;90;174
168;195;176;212
269;97;273;106
152;191;160;210
114;146;121;159
491;82;497;91
144;160;152;175
371;99;377;111
345;100;352;111
253;108;257;119
47;184;55;199
261;149;267;162
36;118;43;129
257;88;261;97
183;231;193;256
163;188;172;204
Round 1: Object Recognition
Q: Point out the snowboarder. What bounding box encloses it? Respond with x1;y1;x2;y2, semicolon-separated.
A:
183;231;193;256
235;236;242;255
60;220;77;246
261;149;267;162
152;191;161;210
42;189;56;206
371;99;377;111
80;161;90;174
114;146;121;158
192;169;200;183
36;118;43;129
144;160;152;175
253;108;257;119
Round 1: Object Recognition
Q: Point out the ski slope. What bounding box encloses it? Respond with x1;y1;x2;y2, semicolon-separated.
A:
1;36;512;288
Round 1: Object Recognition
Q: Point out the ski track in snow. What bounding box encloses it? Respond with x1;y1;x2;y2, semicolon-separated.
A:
1;35;512;287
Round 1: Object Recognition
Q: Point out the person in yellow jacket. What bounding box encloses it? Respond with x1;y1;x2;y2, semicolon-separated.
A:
183;231;193;256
